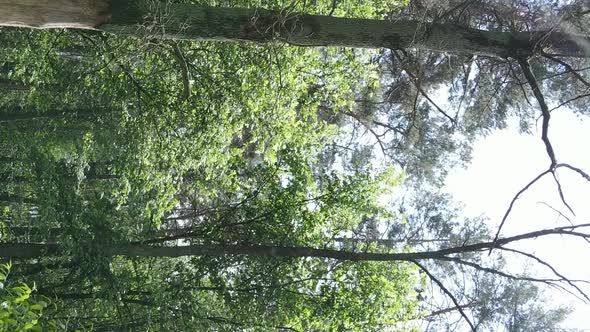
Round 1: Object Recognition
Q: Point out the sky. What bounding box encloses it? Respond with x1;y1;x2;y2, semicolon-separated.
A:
444;110;590;330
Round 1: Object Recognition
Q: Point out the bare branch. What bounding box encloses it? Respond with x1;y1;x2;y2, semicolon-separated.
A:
421;302;478;320
537;201;572;224
414;260;476;332
549;92;590;112
393;51;456;124
340;110;389;157
557;163;590;182
499;247;590;303
436;257;589;302
542;52;590;88
416;82;456;124
491;57;584;253
490;169;551;253
506;66;590;85
439;256;570;285
508;62;534;107
518;58;556;167
371;119;404;135
552;171;575;216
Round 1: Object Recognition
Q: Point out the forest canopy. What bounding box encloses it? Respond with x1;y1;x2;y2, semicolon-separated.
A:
1;0;589;331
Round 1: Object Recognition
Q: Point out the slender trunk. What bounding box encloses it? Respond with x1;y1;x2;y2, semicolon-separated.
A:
0;224;581;259
0;1;588;58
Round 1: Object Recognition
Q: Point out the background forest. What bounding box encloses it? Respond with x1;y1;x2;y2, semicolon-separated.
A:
1;0;589;331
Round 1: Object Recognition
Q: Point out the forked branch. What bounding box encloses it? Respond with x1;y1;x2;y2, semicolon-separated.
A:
491;57;590;251
414;260;476;331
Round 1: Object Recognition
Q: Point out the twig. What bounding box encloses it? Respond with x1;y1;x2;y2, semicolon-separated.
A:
537;201;572;224
393;51;456;124
499;247;590;303
439;256;573;285
341;110;389;157
549;92;590;112
490;169;551;253
552;171;575;216
413;260;476;332
434;0;475;23
508;62;534;107
542;52;590;88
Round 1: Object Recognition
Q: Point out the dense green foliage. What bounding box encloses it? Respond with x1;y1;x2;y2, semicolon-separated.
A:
0;1;422;330
0;263;58;331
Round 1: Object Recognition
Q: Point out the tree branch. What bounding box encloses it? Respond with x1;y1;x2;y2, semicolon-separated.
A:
413;260;476;331
490;169;551;253
499;247;590;303
552;171;575;216
518;58;556;167
542;52;590;88
557;163;590;181
549;92;590;112
170;41;192;100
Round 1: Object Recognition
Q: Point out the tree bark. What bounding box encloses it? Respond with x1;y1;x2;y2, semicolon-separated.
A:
0;1;588;58
0;0;109;29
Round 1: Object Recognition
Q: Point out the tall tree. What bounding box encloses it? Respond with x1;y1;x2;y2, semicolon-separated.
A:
1;1;589;58
2;0;590;330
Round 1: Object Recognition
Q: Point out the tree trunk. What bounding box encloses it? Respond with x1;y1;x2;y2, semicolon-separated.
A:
0;224;577;259
0;1;588;58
